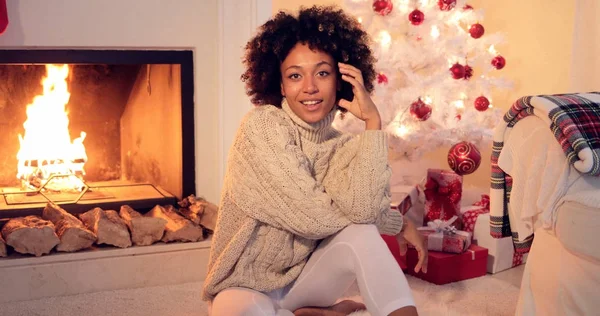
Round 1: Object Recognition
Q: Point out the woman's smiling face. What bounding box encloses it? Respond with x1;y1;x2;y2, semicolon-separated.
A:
280;43;338;123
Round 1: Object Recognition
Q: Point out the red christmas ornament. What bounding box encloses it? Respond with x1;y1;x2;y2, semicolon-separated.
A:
449;63;465;79
0;0;7;35
373;0;393;16
463;4;474;10
448;141;481;176
474;96;490;111
492;55;506;69
438;0;457;11
408;9;425;25
410;98;432;121
377;73;388;84
463;65;473;80
469;23;485;39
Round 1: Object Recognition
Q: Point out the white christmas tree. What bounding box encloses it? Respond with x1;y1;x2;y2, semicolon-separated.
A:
335;0;512;162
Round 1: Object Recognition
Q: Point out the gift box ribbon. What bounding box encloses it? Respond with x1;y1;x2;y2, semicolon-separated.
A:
418;216;472;251
423;176;462;219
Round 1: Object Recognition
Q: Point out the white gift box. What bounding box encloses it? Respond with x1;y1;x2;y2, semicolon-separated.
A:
469;211;528;274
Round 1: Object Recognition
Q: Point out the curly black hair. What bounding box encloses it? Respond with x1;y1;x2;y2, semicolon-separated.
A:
241;5;377;110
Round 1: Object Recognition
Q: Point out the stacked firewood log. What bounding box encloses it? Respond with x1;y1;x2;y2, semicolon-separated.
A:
0;195;218;257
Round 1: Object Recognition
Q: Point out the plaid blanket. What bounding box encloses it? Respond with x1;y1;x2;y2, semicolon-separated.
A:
490;92;600;253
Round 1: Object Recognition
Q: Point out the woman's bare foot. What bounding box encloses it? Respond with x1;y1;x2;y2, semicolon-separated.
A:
330;300;367;314
293;300;366;316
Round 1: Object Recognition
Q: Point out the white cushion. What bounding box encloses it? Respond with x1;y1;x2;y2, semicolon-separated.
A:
555;200;600;262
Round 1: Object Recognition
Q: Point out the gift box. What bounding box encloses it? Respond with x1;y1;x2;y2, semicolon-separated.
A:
417;217;472;253
460;194;527;274
469;211;527;274
382;234;407;270
423;169;463;229
406;244;488;285
391;184;424;226
382;184;422;270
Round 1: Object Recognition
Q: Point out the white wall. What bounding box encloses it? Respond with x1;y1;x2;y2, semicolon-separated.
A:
0;0;272;203
570;0;600;92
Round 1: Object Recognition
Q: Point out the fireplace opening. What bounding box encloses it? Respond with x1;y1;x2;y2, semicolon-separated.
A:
0;50;195;219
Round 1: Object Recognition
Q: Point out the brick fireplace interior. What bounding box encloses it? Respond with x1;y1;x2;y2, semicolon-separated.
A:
0;49;195;220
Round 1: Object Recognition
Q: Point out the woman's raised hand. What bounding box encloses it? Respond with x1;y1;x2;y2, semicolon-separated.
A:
337;62;381;130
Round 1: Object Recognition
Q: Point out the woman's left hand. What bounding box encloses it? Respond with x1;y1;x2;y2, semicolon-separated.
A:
396;219;428;274
337;62;381;129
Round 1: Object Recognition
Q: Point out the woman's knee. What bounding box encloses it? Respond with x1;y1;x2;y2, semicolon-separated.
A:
325;224;390;254
337;224;381;242
211;287;278;316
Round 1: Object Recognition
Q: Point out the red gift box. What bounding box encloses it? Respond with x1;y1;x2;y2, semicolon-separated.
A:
405;244;488;285
423;169;463;229
382;234;407;269
382;186;418;270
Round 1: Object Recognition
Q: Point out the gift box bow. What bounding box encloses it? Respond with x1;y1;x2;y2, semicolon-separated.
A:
419;216;462;234
423;176;462;214
417;216;472;252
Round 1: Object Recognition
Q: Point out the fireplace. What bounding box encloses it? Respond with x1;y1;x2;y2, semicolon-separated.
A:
0;49;195;219
0;0;274;305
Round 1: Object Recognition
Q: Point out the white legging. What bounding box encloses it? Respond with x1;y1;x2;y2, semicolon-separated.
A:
210;224;415;316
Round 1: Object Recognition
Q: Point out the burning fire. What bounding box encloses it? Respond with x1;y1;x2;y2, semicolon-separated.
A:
16;64;88;192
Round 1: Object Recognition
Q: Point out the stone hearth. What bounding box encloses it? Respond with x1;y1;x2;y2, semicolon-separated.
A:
0;240;211;303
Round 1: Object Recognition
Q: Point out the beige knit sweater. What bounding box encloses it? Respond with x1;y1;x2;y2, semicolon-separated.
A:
201;100;404;301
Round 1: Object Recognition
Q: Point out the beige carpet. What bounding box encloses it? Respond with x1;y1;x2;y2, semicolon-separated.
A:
0;266;523;316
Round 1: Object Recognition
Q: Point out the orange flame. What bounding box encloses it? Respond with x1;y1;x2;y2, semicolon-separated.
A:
16;64;87;191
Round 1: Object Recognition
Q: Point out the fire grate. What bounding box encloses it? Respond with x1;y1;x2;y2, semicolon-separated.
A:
0;179;176;219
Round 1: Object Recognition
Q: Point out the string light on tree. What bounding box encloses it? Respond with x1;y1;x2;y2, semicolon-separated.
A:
335;0;512;162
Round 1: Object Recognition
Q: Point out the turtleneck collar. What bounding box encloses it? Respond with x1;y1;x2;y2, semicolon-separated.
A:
281;98;337;144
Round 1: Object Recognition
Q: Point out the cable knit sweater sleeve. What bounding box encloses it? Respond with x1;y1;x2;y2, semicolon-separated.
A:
322;131;404;236
226;107;351;240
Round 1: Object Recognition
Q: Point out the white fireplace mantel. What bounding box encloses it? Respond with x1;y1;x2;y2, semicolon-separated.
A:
0;0;273;203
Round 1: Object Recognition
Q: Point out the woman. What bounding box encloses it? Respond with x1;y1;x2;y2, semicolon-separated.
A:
203;5;428;316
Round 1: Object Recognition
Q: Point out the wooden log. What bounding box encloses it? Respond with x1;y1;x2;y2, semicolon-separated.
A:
177;195;202;225
119;205;167;246
79;207;132;248
147;205;203;242
0;234;6;257
42;202;97;252
198;200;218;231
178;195;218;231
0;216;59;256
